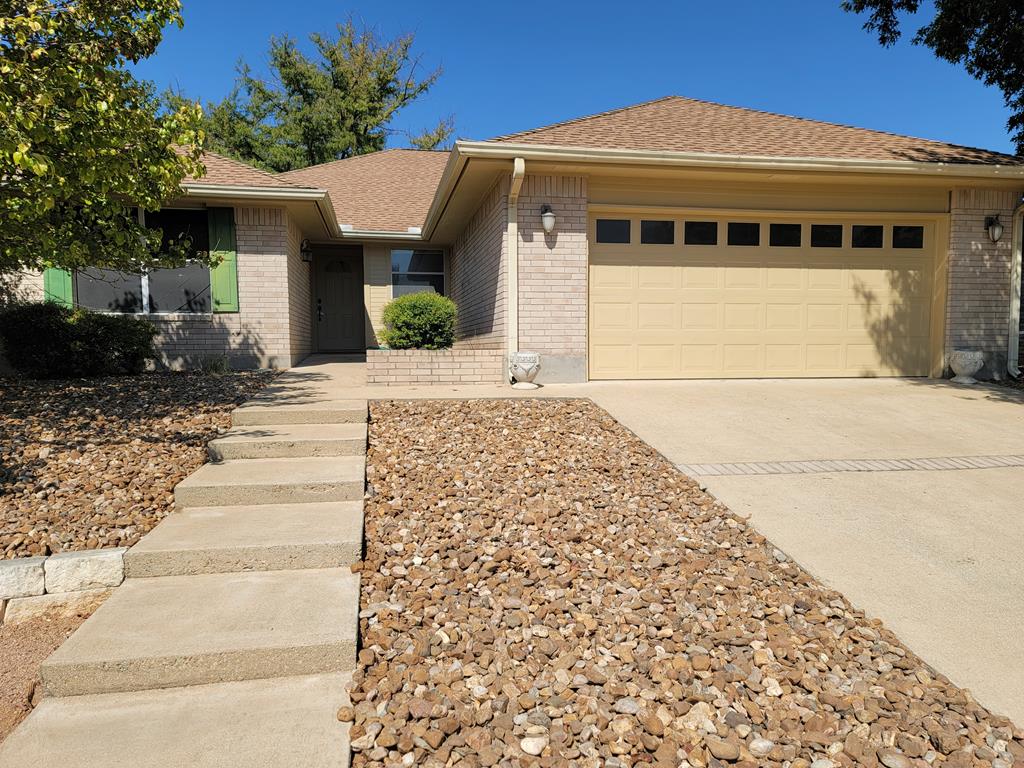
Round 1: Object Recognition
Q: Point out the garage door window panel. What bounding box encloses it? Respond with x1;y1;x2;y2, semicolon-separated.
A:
596;219;631;243
727;222;760;246
684;221;718;246
892;225;924;249
852;225;884;248
811;224;843;248
640;220;674;245
769;223;802;247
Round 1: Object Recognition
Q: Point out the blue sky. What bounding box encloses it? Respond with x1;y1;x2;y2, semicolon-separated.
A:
133;0;1016;154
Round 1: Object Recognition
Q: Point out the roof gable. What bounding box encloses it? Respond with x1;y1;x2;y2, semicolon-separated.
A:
279;149;450;232
492;95;1021;165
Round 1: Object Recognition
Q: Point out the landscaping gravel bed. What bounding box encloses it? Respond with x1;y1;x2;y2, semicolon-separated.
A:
350;399;1022;768
1;372;275;559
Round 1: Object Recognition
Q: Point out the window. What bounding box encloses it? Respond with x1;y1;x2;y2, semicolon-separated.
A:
145;209;212;313
811;224;843;248
392;249;444;297
893;225;924;249
727;222;760;246
74;270;144;313
684;221;718;245
852;225;883;248
769;223;801;247
596;219;630;243
640;220;674;245
72;208;212;314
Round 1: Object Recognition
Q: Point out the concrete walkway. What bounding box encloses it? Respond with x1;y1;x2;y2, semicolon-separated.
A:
0;368;368;767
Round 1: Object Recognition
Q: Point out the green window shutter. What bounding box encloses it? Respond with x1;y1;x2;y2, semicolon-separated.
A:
42;268;73;307
208;207;239;313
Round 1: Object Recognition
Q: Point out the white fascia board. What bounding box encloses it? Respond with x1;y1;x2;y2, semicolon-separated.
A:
453;140;1024;180
180;183;340;237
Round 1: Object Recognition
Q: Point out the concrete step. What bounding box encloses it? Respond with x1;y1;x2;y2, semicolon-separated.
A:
40;568;360;697
124;502;364;577
232;399;367;426
0;673;351;768
174;456;365;507
208;423;366;460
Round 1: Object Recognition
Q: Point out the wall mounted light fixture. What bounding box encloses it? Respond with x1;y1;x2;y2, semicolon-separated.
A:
300;238;314;262
541;205;556;234
985;215;1004;243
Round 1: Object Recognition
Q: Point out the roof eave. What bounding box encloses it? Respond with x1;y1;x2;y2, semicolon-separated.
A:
180;182;340;238
454;140;1024;179
336;228;424;241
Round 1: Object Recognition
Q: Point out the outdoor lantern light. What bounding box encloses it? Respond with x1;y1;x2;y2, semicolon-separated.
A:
541;205;556;234
985;215;1004;243
300;238;314;262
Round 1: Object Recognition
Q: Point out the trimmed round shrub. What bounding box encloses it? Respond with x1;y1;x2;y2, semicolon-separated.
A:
380;293;457;350
0;302;157;378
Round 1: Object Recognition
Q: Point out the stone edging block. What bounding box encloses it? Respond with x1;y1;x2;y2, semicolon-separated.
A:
0;556;46;600
44;548;127;594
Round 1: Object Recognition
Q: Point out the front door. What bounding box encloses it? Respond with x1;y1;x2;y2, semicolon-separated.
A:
315;250;365;351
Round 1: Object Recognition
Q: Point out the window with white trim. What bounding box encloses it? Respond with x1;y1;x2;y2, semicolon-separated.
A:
391;249;444;297
73;208;213;314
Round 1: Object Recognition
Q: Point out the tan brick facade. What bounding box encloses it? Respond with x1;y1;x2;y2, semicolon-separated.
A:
945;188;1022;378
515;174;589;382
152;206;307;369
449;178;507;350
366;348;504;385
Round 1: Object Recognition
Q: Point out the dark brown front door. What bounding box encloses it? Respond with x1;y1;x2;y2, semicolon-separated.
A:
315;250;365;351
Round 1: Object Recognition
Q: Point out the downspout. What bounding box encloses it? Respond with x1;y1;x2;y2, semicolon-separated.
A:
506;158;526;379
1008;198;1024;378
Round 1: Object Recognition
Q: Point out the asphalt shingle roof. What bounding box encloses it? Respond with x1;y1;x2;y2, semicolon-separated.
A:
492;95;1022;165
279;149;450;232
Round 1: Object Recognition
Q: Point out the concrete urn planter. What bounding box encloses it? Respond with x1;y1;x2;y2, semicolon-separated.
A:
509;351;541;389
949;349;985;385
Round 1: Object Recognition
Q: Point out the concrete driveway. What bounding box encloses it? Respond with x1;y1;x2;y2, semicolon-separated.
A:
569;378;1024;724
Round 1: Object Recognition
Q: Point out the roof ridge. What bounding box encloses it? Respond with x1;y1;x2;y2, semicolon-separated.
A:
280;148;450;178
492;95;1019;161
490;95;679;142
666;95;1015;157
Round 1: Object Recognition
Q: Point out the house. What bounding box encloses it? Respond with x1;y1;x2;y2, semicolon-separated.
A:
25;96;1024;382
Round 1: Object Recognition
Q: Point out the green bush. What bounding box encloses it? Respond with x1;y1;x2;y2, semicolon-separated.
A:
380;293;457;350
0;302;157;378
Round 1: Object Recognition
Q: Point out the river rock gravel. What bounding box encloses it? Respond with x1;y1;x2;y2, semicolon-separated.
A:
0;372;275;559
352;399;1022;768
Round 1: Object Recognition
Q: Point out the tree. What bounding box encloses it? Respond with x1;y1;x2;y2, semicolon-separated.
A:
843;0;1024;155
200;19;453;172
0;1;207;276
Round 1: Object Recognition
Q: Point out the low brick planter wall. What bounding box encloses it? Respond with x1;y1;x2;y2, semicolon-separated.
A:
367;348;505;386
0;548;126;624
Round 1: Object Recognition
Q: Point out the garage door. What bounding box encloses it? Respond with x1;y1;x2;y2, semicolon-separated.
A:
589;214;935;379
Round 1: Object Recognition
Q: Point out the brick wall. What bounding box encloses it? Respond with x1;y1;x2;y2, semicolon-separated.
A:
516;174;589;382
449;177;507;350
366;348;505;385
286;214;313;365
946;188;1022;378
154;206;298;369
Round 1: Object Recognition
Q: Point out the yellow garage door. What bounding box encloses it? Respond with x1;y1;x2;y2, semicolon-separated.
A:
589;215;936;379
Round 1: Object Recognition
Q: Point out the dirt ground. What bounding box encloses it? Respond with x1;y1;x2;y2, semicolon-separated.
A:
0;594;106;743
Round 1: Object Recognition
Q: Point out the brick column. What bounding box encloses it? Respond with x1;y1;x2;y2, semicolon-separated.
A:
946;188;1022;378
516;175;588;382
